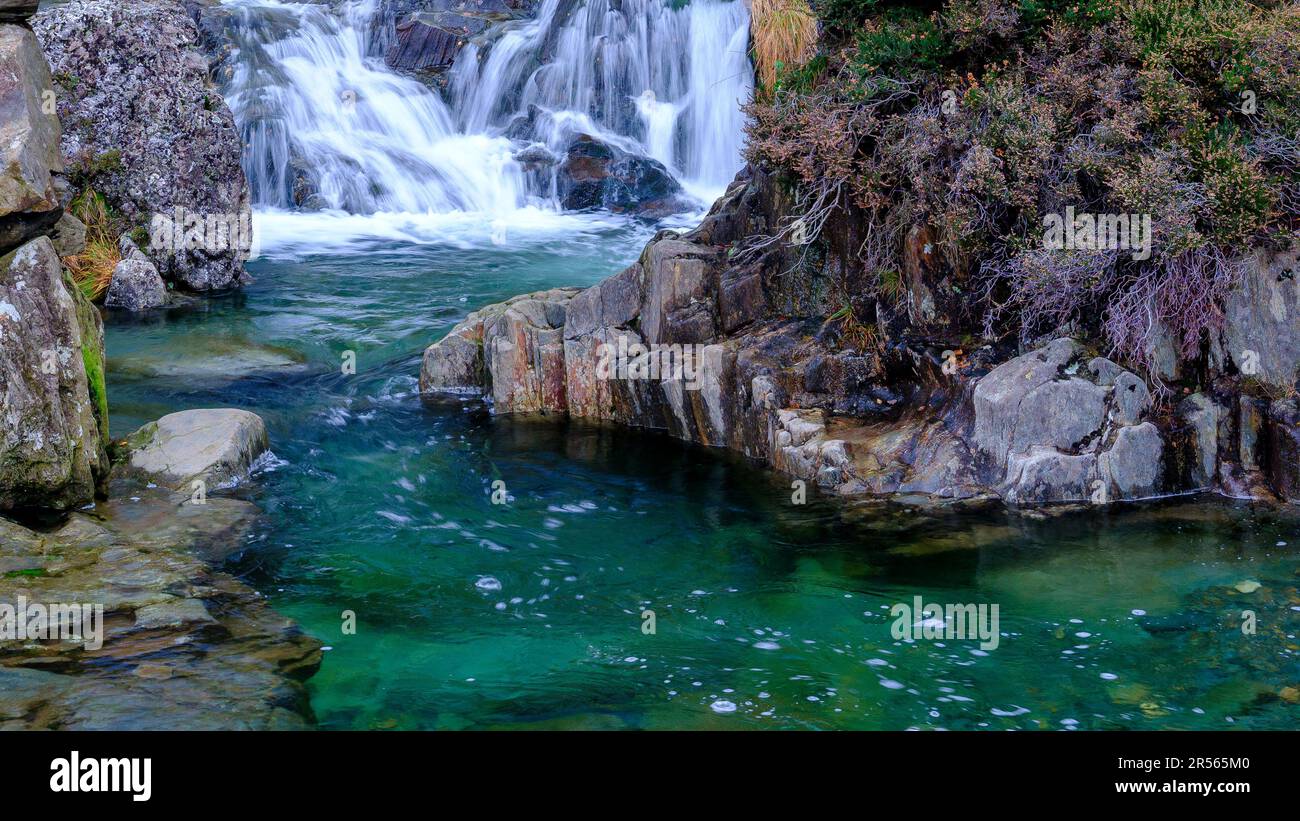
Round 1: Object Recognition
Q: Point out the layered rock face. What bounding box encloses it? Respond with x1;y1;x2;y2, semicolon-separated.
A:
0;22;64;255
33;0;252;291
423;168;1300;506
0;236;108;512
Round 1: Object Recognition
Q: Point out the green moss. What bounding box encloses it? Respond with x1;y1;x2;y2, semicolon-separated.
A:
3;568;47;579
82;341;109;441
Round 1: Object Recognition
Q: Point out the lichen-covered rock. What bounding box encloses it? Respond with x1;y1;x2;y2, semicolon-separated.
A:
0;236;108;512
33;0;251;291
104;256;167;312
123;408;269;491
0;23;63;255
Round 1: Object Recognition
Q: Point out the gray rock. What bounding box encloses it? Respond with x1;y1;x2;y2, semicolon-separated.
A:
1099;422;1163;499
555;133;685;217
0;23;63;255
104;256;167;312
48;211;86;257
1221;247;1300;391
124;408;269;491
1110;371;1151;426
1178;393;1221;488
33;1;251;291
0;236;108;511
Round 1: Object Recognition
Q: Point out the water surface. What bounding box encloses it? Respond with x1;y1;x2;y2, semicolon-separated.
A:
103;223;1300;730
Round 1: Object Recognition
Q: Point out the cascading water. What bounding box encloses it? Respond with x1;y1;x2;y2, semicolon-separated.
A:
223;0;527;214
220;0;752;240
449;0;752;200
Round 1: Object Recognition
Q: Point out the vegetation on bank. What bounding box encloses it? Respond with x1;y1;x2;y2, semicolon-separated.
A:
745;0;1299;382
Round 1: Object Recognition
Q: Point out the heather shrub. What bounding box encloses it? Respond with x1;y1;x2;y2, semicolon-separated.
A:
746;0;1298;381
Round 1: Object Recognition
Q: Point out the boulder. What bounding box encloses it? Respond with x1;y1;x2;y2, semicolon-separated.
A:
974;338;1162;503
0;23;63;255
556;134;685;217
105;257;167;312
123;409;269;491
33;0;251;291
0;236;108;512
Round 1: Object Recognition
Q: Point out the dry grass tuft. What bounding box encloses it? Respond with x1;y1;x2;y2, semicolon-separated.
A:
62;187;121;303
751;0;820;92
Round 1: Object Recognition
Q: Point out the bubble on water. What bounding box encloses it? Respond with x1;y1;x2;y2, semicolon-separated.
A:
376;510;410;525
710;700;737;713
866;658;889;667
753;641;780;651
991;705;1029;717
475;576;502;592
880;679;904;690
1100;672;1118;681
1131;609;1146;616
1075;631;1092;638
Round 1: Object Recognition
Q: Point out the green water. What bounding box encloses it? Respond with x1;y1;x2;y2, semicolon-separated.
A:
103;219;1300;730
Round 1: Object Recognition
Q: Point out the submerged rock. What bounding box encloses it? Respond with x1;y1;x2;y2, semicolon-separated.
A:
0;236;108;512
33;0;252;291
0;22;64;255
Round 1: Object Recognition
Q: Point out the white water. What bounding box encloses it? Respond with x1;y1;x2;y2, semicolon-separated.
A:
220;0;752;248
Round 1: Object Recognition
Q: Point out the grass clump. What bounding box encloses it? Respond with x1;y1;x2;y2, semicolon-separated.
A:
62;187;123;303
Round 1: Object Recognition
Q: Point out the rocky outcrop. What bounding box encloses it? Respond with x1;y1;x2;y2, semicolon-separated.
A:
1218;245;1300;393
0;485;321;730
121;408;270;492
0;236;108;513
0;23;64;256
972;340;1162;503
421;167;1300;508
33;0;252;292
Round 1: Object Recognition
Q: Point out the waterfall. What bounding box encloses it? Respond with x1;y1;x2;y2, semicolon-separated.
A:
221;0;752;223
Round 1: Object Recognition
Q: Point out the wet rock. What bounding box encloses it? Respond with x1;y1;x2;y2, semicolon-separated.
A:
1179;393;1222;489
0;506;321;729
33;0;251;291
556;134;685;217
1264;398;1300;503
0;237;108;512
123;408;269;491
0;22;64;255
